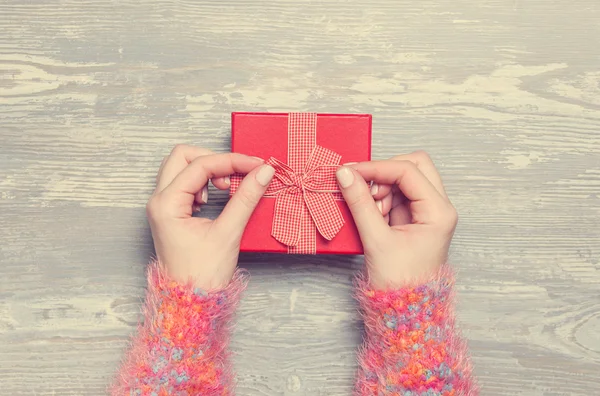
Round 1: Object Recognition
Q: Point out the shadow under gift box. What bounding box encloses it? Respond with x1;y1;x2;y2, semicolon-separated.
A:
230;112;372;255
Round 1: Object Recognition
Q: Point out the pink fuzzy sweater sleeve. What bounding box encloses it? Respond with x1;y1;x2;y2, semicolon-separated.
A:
355;266;477;396
111;262;247;396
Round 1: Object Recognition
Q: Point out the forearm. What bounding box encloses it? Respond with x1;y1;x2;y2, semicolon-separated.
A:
112;261;247;396
355;265;477;395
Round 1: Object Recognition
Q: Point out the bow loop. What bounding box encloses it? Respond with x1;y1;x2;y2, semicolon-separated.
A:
264;143;344;249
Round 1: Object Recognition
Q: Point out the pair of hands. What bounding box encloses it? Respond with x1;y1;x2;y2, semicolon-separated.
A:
146;145;458;291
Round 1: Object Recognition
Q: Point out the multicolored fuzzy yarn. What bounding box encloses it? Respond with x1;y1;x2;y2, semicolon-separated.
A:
355;266;477;396
112;262;476;396
111;262;247;396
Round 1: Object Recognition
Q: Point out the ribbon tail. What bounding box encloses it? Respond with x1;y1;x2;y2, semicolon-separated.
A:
271;191;303;247
304;191;344;241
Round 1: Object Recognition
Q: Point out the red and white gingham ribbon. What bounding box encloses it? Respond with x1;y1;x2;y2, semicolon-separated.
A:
230;113;345;254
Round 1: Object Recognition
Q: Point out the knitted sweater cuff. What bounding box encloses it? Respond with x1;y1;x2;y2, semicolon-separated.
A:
111;261;248;396
354;265;477;395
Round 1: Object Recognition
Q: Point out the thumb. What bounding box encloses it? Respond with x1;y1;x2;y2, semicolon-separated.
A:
336;166;389;246
215;164;276;237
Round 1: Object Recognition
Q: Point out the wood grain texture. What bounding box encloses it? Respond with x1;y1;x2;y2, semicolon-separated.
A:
1;0;599;394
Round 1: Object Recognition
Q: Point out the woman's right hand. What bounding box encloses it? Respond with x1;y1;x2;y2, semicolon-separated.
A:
335;152;458;289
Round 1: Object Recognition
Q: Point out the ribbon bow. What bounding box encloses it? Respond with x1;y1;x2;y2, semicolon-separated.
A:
230;112;346;254
265;145;344;250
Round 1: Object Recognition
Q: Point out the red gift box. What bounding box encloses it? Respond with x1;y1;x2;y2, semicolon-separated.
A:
230;112;372;255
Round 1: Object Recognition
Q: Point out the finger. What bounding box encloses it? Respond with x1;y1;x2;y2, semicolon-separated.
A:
354;152;448;200
351;160;447;224
215;164;275;236
165;153;264;197
157;145;215;192
194;185;209;205
379;191;393;217
390;192;411;226
391;151;447;199
192;177;230;205
369;182;393;200
336;166;389;246
211;176;231;190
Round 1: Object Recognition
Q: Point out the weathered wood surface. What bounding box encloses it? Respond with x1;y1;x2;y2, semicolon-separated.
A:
1;0;599;395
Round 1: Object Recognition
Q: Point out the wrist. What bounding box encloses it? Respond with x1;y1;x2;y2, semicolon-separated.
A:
157;249;238;291
366;262;445;290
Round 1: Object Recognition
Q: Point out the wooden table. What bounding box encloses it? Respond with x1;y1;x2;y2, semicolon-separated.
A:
1;1;599;394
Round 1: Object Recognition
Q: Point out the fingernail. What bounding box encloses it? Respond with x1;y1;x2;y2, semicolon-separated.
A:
252;156;265;162
376;200;383;213
336;167;354;188
370;183;379;196
256;164;275;186
222;176;231;186
201;185;208;204
343;162;358;166
192;204;201;213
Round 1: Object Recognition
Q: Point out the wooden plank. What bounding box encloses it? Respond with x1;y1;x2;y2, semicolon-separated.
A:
1;0;599;394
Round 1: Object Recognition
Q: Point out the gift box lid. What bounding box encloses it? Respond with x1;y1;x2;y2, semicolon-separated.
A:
231;112;372;255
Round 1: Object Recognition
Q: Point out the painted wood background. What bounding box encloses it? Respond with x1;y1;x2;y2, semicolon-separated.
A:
1;0;599;395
